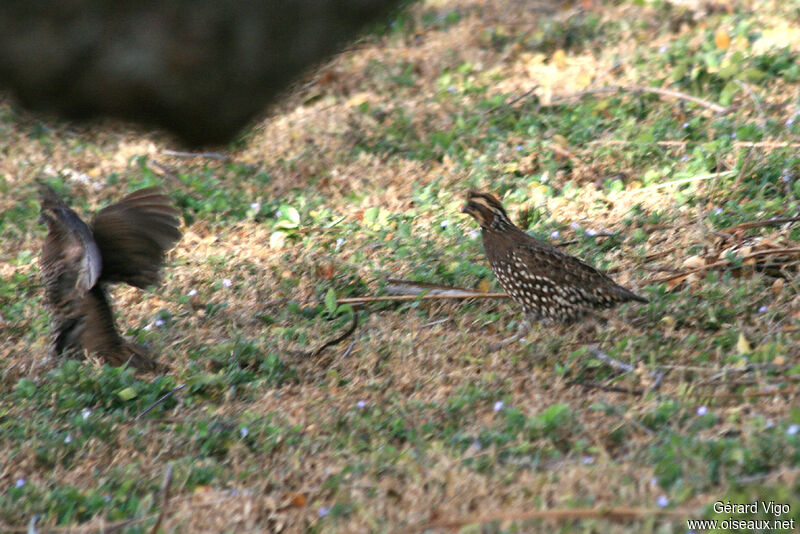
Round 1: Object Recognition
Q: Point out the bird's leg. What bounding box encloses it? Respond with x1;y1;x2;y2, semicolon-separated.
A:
487;316;532;353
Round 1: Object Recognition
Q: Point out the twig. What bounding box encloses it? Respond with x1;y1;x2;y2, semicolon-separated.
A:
162;149;229;161
481;85;539;117
620;170;737;196
336;292;509;304
587;346;634;374
310;313;359;358
569;380;643;396
589;139;800;150
420;506;689;530
548;84;729;114
340;340;357;359
386;279;493;298
682;387;798;399
0;516;157;533
655;247;800;283
421;318;450;328
149;465;174;534
136;384;186;421
719;215;800;234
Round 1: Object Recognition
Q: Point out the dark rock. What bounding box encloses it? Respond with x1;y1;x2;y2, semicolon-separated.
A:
0;0;403;145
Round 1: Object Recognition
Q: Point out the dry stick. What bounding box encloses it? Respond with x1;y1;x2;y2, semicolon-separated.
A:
720;215;800;233
481;85;539;117
309;313;359;358
587;346;634;374
569;380;644;396
162;149;229;161
590;139;800;150
621;170;737;196
655;247;800;284
0;516;158;533
336;292;509;304
136;384;186;421
682;387;798;400
548;84;729;114
149;465;174;534
421;506;689;531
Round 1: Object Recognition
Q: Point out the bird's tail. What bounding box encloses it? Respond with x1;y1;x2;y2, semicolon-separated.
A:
90;187;182;288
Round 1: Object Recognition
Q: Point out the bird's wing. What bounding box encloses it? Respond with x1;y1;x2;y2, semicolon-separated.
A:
90;187;182;288
514;240;646;305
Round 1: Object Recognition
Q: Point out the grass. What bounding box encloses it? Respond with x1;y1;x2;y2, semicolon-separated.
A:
2;0;800;532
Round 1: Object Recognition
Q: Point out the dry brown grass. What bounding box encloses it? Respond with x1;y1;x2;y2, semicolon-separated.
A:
3;0;800;532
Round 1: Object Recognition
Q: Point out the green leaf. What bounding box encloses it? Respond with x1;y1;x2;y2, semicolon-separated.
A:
325;288;338;316
117;387;137;401
363;206;380;224
740;68;766;83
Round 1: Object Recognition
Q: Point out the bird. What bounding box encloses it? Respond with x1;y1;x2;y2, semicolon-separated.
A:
38;184;182;370
461;191;646;350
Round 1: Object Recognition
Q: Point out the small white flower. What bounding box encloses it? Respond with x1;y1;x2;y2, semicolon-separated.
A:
275;209;282;218
515;144;524;152
493;401;504;412
714;208;723;215
569;222;580;230
447;85;457;94
240;427;249;438
250;202;261;211
758;305;768;313
468;230;479;239
550;231;560;239
154;318;165;327
335;237;345;251
786;118;794;127
657;495;669;507
658;45;667;53
681;155;689;162
187;289;198;297
586;228;598;237
440;220;450;228
682;122;689;128
81;409;91;420
104;494;111;502
64;434;72;444
222;278;232;287
696;406;707;416
582;456;594;465
319;506;330;518
15;478;25;488
731;132;737;139
471;440;482;451
356;400;367;409
787;424;799;435
650;477;658;487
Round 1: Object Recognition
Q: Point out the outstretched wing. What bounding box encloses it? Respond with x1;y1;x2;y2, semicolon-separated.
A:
91;187;182;288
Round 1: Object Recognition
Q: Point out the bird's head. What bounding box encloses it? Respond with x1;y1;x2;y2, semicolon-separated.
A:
37;183;66;227
460;191;514;230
